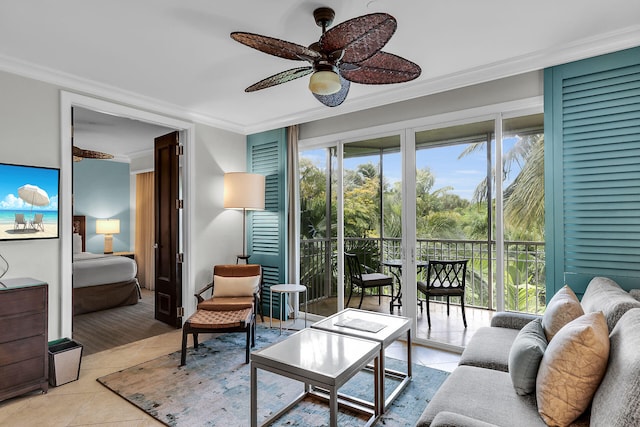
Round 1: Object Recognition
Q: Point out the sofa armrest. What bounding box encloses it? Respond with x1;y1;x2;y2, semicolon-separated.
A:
490;311;541;329
430;411;499;427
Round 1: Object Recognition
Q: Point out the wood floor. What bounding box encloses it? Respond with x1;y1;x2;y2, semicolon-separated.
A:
72;288;177;355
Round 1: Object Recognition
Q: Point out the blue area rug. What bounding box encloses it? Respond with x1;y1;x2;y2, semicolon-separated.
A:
97;326;448;426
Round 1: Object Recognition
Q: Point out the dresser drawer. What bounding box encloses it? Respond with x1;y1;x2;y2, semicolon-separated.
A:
0;287;46;317
0;355;46;390
0;313;45;344
0;335;45;366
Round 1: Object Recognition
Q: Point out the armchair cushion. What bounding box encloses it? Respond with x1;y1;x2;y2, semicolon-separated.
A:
212;275;260;298
198;296;254;311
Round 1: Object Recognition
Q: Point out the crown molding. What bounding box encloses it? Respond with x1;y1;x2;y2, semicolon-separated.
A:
2;24;639;136
243;24;640;134
0;54;247;134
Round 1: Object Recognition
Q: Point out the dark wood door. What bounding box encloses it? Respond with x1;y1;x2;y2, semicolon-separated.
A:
154;131;182;327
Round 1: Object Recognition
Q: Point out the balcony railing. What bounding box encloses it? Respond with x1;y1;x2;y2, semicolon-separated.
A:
300;237;546;315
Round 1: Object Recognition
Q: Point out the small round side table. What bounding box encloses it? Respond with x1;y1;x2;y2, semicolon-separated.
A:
269;284;308;334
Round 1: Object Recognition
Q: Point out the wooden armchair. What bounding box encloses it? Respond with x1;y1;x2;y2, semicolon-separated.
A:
180;264;263;366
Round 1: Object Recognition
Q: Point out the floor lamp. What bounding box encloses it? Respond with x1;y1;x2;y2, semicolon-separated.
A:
224;172;265;262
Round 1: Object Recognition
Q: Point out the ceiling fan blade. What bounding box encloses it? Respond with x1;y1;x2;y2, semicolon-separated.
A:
313;75;350;107
231;32;322;62
73;146;114;161
320;13;396;64
341;52;421;84
245;67;313;92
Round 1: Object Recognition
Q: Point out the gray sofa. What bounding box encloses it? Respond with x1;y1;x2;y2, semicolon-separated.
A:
418;277;640;427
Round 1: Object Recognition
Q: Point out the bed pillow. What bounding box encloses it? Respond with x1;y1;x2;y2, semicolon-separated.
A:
536;311;610;427
212;275;260;298
508;318;548;395
73;233;83;254
541;285;584;341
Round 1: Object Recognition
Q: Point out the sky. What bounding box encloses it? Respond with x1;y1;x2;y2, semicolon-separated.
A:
304;137;521;201
0;163;59;211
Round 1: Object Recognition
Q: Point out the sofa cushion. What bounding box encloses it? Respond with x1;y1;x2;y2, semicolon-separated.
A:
430;411;500;427
508;318;548;395
417;365;547;427
590;308;640;426
541;285;584;341
580;277;640;331
459;326;520;372
536;311;610;427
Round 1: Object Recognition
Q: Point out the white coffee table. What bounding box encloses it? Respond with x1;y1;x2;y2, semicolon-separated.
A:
269;284;307;334
311;308;412;414
250;328;381;427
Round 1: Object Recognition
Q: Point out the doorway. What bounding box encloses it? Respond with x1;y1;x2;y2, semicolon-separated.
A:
60;92;195;347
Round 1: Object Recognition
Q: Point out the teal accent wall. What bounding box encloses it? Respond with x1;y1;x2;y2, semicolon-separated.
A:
544;46;640;298
246;128;288;318
73;159;131;253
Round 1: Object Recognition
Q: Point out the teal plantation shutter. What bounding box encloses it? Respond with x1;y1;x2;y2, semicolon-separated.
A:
545;46;640;296
247;128;288;318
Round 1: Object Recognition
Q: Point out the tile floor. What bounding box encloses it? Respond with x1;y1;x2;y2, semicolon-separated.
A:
0;321;460;426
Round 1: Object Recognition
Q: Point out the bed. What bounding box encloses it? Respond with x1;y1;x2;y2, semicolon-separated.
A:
73;215;140;315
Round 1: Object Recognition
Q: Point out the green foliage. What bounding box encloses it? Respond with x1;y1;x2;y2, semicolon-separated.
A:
299;136;546;314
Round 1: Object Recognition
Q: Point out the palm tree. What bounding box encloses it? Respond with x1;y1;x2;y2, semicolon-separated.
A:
459;134;544;239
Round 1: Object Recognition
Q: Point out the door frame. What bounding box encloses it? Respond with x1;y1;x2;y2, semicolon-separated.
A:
60;91;195;338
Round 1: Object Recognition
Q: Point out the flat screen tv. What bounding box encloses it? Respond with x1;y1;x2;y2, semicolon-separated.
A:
0;162;60;241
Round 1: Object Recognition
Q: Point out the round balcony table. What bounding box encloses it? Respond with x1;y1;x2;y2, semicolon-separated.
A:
382;259;429;312
269;284;308;334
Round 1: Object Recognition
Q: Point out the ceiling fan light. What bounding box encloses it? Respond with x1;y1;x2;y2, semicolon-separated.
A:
309;70;341;95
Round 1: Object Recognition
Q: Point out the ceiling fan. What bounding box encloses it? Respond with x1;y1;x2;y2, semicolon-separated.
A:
230;7;421;107
73;146;114;162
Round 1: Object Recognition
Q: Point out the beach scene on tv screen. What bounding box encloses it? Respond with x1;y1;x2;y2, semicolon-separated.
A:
0;163;59;240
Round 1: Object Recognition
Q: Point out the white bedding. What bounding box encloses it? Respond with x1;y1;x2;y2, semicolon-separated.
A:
73;252;137;288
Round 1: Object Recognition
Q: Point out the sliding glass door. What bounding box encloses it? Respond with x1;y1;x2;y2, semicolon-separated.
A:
298;111;545;349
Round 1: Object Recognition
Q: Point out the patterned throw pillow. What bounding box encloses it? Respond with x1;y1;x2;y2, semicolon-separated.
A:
536;311;610;427
508;318;548;395
541;285;584;341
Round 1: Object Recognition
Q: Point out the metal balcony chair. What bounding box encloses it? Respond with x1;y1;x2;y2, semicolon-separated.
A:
344;252;395;312
417;259;468;328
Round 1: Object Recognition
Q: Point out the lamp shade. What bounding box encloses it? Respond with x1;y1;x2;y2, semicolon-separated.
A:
309;69;341;95
224;173;265;210
96;219;120;235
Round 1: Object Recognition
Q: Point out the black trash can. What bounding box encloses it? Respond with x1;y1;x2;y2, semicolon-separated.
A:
48;338;83;386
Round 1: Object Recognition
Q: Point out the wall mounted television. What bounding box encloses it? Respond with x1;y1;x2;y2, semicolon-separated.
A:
0;162;60;241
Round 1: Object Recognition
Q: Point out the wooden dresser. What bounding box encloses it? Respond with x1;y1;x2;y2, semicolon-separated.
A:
0;278;48;401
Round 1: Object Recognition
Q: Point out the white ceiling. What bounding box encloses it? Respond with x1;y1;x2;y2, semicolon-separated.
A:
2;0;640;138
73;107;175;162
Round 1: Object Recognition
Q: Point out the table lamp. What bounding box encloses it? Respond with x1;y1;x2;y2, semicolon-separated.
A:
96;218;120;254
223;172;265;260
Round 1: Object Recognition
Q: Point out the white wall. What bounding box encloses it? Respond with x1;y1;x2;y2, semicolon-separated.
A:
299;71;543;139
191;123;246;290
0;69;247;339
0;71;62;338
